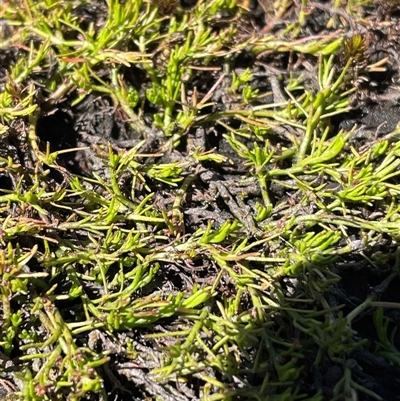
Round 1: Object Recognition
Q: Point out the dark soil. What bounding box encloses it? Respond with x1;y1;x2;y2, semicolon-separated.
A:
2;0;400;400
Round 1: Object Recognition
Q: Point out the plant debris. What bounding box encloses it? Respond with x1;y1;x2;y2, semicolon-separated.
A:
1;0;400;400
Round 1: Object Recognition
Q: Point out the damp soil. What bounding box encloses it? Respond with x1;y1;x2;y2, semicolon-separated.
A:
2;1;400;400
